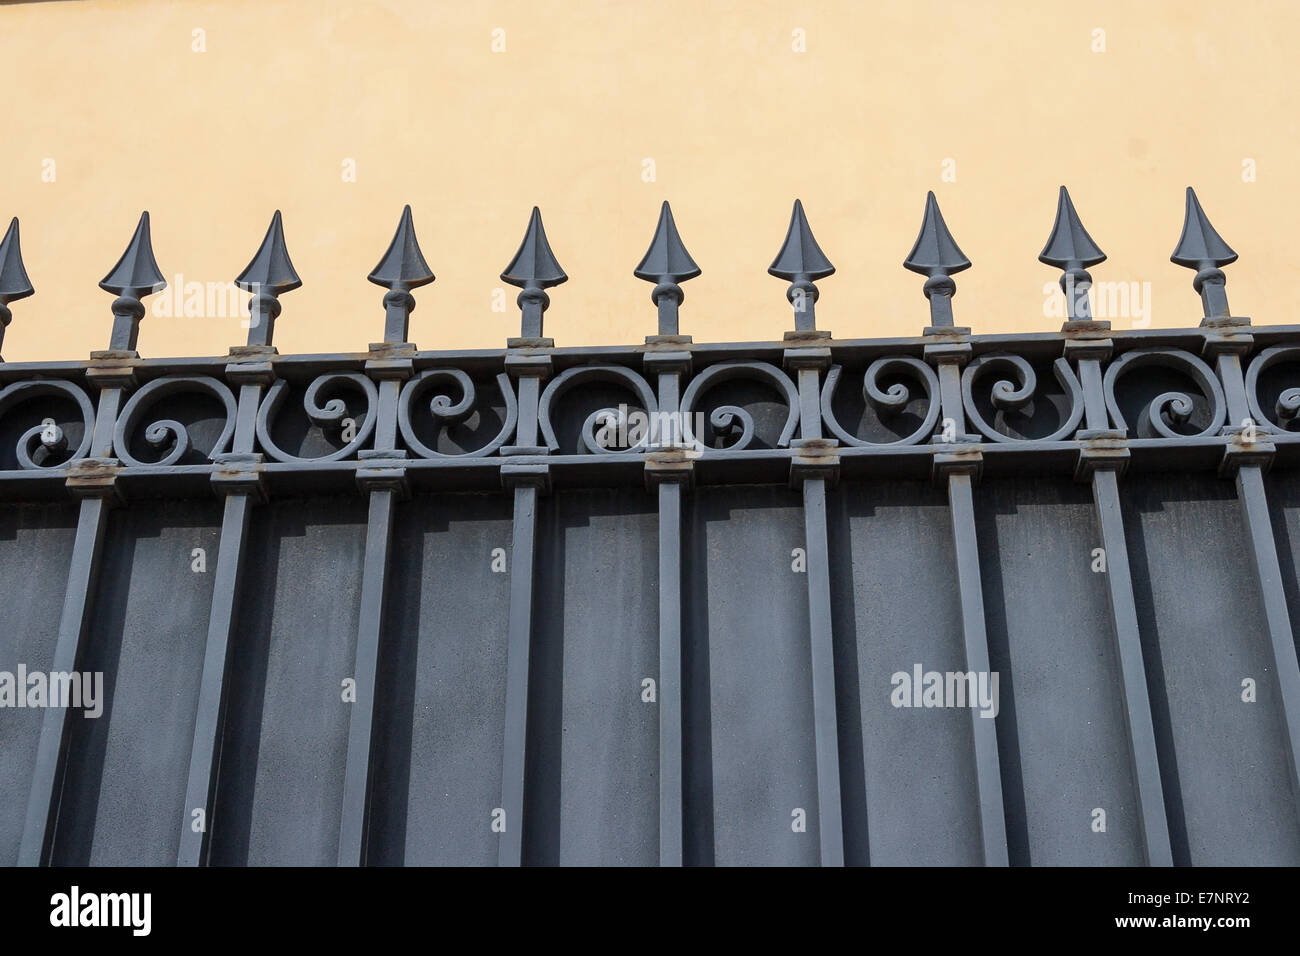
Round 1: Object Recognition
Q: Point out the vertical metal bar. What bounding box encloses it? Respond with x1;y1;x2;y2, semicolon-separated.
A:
1070;332;1174;867
946;472;1010;866
339;358;410;865
1206;337;1300;826
637;205;696;864
1090;467;1174;865
178;363;270;866
338;486;396;864
786;350;845;866
19;359;131;866
657;479;684;866
1235;464;1300;826
645;349;692;867
499;482;539;866
927;335;1010;867
801;475;844;866
936;363;964;435
18;494;110;866
177;491;251;866
497;345;551;866
1076;359;1109;430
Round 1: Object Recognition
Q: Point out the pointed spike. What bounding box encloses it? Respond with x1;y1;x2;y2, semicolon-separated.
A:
768;199;835;280
634;201;701;283
1171;186;1238;268
236;210;302;295
0;218;35;304
501;206;567;288
368;204;435;290
99;212;166;299
904;192;972;276
1038;186;1106;268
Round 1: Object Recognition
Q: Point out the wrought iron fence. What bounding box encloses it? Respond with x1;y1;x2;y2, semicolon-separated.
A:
0;187;1298;866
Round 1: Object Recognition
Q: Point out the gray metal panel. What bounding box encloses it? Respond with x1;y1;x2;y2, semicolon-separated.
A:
528;487;658;866
687;484;817;866
367;492;512;866
975;477;1143;865
51;499;222;865
209;496;367;866
829;480;982;866
1123;474;1300;864
0;502;78;866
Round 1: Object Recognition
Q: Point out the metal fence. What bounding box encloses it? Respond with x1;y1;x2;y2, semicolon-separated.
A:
1;188;1298;866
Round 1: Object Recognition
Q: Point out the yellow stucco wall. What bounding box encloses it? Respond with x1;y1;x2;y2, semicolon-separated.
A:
1;0;1296;360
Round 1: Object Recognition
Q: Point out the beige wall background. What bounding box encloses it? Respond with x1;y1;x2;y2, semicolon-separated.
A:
1;0;1296;361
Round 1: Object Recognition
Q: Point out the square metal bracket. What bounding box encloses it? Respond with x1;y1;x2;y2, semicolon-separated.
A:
66;456;123;503
365;343;416;382
1200;316;1254;359
789;437;839;487
86;350;139;391
356;449;410;497
226;344;278;387
931;437;982;483
212;452;267;502
1074;429;1130;481
500;460;551;493
645;448;696;491
1219;425;1275;477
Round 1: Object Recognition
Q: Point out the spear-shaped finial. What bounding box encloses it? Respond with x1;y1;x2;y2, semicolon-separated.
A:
634;201;700;336
1171;186;1238;323
0;218;35;356
769;199;834;332
235;210;301;348
904;191;971;328
368;204;435;346
501;206;566;339
98;211;166;352
1038;186;1106;325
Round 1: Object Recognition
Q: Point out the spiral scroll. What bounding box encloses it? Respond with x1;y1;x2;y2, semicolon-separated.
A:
821;357;941;446
678;361;800;453
961;355;1084;443
113;375;238;467
537;366;658;455
1245;346;1300;434
0;379;96;470
1102;348;1226;439
256;373;378;463
397;369;518;458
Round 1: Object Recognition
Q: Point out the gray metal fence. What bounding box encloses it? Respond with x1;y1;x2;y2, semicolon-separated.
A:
1;189;1298;866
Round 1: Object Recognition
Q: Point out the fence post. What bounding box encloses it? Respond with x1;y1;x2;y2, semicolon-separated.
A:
177;211;301;865
1044;186;1174;866
771;200;845;866
335;205;431;865
908;192;1009;867
496;207;564;865
637;201;698;866
19;213;164;865
1174;188;1300;832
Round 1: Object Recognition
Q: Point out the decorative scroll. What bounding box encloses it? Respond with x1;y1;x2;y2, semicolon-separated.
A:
679;361;799;452
113;375;237;467
256;373;378;463
1245;346;1300;433
538;365;658;454
961;355;1084;443
821;357;941;446
397;369;518;458
0;379;96;470
1103;348;1226;439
